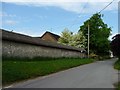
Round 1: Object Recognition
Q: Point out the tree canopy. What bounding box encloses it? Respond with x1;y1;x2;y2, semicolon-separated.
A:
58;28;73;45
111;34;120;59
58;28;86;48
79;13;111;56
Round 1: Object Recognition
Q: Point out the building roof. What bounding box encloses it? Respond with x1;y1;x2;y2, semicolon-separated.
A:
41;31;60;41
1;29;85;52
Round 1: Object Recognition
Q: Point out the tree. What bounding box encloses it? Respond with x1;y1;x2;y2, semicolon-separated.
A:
111;34;120;59
58;28;86;48
58;28;73;45
79;13;111;56
71;31;86;48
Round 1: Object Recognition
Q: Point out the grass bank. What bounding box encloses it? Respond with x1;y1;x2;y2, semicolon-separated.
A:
117;83;120;90
114;59;120;90
3;57;95;86
114;82;120;90
114;59;120;70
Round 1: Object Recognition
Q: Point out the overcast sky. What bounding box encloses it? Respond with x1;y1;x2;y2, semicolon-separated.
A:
1;0;119;40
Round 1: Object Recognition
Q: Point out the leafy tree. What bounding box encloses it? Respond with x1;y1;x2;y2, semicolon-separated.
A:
71;31;86;48
111;34;120;59
58;28;73;45
58;28;86;48
79;13;111;56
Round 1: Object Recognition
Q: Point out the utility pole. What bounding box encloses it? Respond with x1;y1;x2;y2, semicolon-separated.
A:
88;23;90;58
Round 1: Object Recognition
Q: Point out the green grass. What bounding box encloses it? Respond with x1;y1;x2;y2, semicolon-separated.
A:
114;82;120;90
114;59;120;90
118;83;120;90
2;57;95;86
114;59;120;70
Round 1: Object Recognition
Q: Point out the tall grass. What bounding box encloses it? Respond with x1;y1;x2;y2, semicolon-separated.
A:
114;82;120;90
114;59;120;70
114;59;120;90
2;57;94;85
118;83;120;90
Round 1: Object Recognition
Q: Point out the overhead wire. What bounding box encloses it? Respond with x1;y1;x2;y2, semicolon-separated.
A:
50;1;89;32
69;1;89;28
99;0;115;13
50;0;115;32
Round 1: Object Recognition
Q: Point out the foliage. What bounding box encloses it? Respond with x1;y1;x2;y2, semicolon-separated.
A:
114;82;120;90
3;57;94;85
114;59;120;70
118;82;120;90
114;59;120;90
58;28;73;45
89;53;98;59
79;13;111;56
71;31;87;48
58;28;86;48
111;34;120;59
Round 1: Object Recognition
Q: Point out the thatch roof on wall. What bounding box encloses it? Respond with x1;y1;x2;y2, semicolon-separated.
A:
1;29;85;52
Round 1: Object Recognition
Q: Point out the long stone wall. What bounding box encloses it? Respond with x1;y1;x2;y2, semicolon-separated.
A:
2;29;86;58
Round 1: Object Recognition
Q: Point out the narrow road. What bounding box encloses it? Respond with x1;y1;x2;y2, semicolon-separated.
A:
9;59;118;88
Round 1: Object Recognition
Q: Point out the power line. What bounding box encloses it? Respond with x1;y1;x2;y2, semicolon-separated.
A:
50;0;115;32
99;0;115;13
69;0;116;29
50;1;89;31
70;1;89;28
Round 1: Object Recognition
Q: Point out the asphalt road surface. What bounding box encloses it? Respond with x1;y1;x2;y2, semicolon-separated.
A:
8;59;118;88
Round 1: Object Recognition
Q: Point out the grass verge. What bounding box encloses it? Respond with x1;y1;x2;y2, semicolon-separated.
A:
114;59;120;90
118;82;120;90
114;82;120;90
114;59;120;70
3;57;95;86
118;83;120;90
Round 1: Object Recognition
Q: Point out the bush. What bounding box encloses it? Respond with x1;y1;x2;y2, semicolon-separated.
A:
89;53;98;59
89;53;111;60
